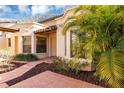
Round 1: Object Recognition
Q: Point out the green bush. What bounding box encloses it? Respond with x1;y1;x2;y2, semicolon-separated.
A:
53;57;88;74
13;54;38;61
53;57;70;72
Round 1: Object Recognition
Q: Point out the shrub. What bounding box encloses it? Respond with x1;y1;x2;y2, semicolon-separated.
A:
68;58;88;74
13;54;38;61
53;57;88;74
0;48;14;62
0;48;15;73
53;57;70;72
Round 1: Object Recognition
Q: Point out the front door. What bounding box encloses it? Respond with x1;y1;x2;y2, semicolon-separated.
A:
50;36;56;56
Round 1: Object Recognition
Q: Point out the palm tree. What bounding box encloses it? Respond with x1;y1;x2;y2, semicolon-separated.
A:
63;5;124;87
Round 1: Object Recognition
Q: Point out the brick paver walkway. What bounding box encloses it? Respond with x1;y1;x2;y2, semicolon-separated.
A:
0;60;48;88
0;58;101;88
10;71;101;88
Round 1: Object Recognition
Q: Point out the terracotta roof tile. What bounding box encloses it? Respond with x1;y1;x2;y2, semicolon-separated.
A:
35;25;57;34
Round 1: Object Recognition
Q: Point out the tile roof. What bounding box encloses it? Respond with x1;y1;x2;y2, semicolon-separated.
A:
38;14;63;23
34;25;57;34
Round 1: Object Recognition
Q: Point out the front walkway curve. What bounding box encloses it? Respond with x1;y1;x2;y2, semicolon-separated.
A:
10;71;101;88
0;58;101;88
0;60;49;88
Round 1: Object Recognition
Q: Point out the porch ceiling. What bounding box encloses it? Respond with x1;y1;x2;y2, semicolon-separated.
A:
34;25;57;34
0;27;19;33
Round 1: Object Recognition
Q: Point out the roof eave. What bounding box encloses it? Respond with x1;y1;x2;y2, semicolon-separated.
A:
0;27;19;33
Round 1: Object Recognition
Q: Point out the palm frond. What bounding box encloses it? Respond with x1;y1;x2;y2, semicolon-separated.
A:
96;48;124;87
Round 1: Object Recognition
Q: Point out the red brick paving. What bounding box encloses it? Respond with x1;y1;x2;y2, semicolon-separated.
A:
0;83;8;88
10;71;101;88
0;60;47;86
0;58;101;88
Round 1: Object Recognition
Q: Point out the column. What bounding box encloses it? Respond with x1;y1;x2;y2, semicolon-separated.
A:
19;36;23;53
31;32;36;54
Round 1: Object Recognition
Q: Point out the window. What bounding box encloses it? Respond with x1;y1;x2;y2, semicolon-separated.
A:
0;32;3;37
8;38;11;47
23;36;31;53
36;36;47;53
70;31;86;58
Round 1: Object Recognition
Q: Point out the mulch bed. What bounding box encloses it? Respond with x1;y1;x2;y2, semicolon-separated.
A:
5;62;109;87
11;62;26;68
49;63;109;88
50;66;109;88
6;63;50;86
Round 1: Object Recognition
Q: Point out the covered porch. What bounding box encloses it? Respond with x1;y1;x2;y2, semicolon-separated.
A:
22;25;57;59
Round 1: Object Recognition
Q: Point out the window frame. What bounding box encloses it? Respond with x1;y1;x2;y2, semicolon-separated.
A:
8;38;11;47
22;36;31;53
36;36;47;53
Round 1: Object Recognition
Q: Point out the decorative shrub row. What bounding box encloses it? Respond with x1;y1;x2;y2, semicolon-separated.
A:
53;56;88;74
13;54;38;61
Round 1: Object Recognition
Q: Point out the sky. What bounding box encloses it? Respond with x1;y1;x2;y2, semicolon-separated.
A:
0;5;75;21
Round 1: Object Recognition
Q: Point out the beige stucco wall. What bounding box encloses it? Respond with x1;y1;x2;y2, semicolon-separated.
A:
56;7;95;71
6;33;18;54
0;35;7;49
56;8;76;58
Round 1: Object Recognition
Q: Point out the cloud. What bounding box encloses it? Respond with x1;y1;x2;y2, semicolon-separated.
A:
31;5;49;15
18;6;30;15
0;5;75;20
0;6;13;18
0;6;12;14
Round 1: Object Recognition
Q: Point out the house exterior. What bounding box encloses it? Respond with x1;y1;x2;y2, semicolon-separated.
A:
0;7;76;58
0;7;95;71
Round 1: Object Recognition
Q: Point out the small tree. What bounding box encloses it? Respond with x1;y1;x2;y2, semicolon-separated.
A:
63;5;124;87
